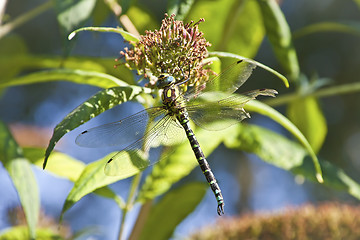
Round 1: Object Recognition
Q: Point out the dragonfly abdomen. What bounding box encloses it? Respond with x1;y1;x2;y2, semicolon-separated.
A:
177;112;225;215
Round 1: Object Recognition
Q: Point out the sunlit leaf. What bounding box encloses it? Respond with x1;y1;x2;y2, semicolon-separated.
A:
168;0;195;21
54;0;97;33
0;226;63;240
137;122;233;202
60;153;141;218
0;68;127;89
0;35;28;80
293;21;360;39
244;100;323;182
139;183;207;240
126;5;158;34
0;122;39;239
224;124;360;200
0;55;135;84
92;0;110;26
287;97;327;153
208;51;289;87
68;27;139;43
24;147;125;209
258;0;300;81
188;0;264;58
44;85;150;169
24;147;85;182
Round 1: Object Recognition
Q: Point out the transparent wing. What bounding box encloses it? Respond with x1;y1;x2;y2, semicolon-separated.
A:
187;89;278;131
184;60;256;101
75;107;166;148
104;114;186;176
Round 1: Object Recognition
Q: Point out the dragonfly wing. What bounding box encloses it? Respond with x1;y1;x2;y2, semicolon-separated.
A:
184;60;256;101
76;107;165;148
105;114;186;176
187;89;277;131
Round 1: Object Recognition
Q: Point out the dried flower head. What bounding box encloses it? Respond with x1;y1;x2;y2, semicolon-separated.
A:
120;13;212;89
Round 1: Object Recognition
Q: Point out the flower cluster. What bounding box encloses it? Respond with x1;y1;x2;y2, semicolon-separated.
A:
120;14;213;89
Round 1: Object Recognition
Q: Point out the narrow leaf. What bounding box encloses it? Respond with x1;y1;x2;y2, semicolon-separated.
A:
0;55;135;84
257;0;300;81
139;183;207;240
224;124;360;200
54;0;97;33
208;51;289;87
60;153;140;217
0;69;128;89
287;97;327;153
0;226;62;240
0;122;39;239
24;147;85;182
293;21;360;39
68;27;139;43
244;100;323;182
43;86;150;169
24;147;125;209
168;0;195;21
187;0;264;58
137;122;233;202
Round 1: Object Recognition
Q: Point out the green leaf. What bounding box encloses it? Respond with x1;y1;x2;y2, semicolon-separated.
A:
244;100;323;183
68;27;139;43
126;5;158;34
60;153;138;218
0;68;128;89
23;147;125;209
208;51;289;87
92;0;111;26
287;97;327;153
137;122;233;202
224;124;360;200
0;35;28;80
0;55;135;84
292;21;360;39
139;183;207;240
188;0;264;58
257;0;300;81
24;147;85;182
0;226;63;240
54;0;97;33
0;122;39;239
168;0;195;21
43;85;150;169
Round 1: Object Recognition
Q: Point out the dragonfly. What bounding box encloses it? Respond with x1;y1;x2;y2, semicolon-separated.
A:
76;60;277;215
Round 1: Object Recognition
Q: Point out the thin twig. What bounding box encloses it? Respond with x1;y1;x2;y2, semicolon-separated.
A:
117;173;143;240
104;0;140;38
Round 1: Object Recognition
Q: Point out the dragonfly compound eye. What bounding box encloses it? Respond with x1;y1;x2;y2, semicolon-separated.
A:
157;75;175;88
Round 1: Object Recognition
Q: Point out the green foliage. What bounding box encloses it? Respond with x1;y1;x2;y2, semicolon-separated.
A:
0;122;39;239
139;183;207;240
1;0;360;239
189;203;360;240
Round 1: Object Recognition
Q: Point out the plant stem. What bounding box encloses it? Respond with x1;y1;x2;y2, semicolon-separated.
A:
117;172;142;240
0;0;54;39
104;0;140;38
265;81;360;106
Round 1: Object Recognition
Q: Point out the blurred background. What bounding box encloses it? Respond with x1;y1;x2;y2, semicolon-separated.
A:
1;0;360;239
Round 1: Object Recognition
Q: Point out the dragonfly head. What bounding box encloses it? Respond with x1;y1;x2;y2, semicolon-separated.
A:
157;74;175;89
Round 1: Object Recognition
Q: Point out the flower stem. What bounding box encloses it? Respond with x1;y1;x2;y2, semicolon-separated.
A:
117;172;142;240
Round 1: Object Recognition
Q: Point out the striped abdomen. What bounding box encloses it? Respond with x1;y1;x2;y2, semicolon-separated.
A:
177;112;225;215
